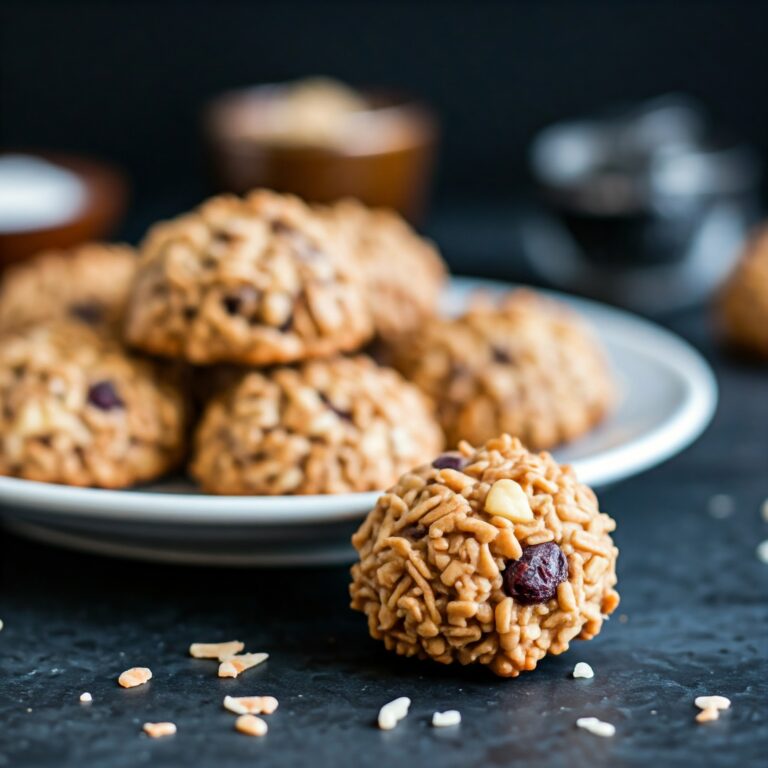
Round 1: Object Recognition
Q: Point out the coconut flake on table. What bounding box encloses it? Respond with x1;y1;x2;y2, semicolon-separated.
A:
0;154;86;233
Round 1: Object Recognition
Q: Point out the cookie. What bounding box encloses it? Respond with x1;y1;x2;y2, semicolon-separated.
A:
0;243;137;334
719;226;768;358
350;434;620;677
391;290;614;450
190;355;443;495
0;322;186;488
123;190;373;365
323;199;447;340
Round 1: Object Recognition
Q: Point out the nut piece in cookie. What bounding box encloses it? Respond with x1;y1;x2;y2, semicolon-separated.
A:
391;289;615;450
350;434;620;677
0;321;186;489
0;243;137;334
124;189;373;365
321;199;447;340
190;355;443;495
719;226;768;359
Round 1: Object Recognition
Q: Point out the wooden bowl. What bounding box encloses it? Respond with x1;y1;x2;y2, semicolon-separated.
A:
0;152;128;269
204;85;438;224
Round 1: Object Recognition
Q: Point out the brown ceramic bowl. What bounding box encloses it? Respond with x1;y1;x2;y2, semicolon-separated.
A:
0;151;128;270
204;85;438;224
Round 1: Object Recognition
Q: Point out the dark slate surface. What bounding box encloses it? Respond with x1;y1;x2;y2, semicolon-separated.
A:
0;309;767;767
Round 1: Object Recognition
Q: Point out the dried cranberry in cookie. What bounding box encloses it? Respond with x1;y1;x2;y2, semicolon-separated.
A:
350;434;619;677
123;190;372;365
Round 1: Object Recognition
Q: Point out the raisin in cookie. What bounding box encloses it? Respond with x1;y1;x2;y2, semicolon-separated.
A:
350;434;620;677
0;243;136;333
124;190;372;365
323;199;447;340
0;322;186;488
190;355;443;495
391;290;614;450
719;226;768;358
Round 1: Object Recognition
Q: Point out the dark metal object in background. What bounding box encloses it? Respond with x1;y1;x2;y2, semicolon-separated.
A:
526;96;762;314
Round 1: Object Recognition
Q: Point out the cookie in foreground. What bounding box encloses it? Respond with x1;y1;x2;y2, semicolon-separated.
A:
350;434;619;677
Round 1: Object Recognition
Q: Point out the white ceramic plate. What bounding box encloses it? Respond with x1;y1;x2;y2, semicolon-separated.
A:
0;277;717;566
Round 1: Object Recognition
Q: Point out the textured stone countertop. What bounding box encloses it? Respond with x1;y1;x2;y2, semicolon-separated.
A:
0;307;766;767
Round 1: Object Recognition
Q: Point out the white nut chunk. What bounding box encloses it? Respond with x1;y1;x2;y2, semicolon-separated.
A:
118;667;152;688
143;722;177;738
235;714;268;737
223;695;279;715
576;717;615;737
432;710;461;727
218;652;269;678
572;662;594;679
378;697;411;730
189;640;244;661
484;479;534;523
694;695;731;711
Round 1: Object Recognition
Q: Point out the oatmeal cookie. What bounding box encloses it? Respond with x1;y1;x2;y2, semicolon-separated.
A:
323;199;447;340
0;322;186;488
0;243;136;333
124;190;372;365
350;434;620;677
190;355;443;495
719;227;768;358
391;290;614;450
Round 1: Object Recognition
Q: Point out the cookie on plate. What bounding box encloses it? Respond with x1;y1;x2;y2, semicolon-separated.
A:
391;290;614;450
0;321;186;488
323;199;447;340
0;243;136;334
719;226;768;358
350;434;620;677
190;355;443;495
124;190;373;365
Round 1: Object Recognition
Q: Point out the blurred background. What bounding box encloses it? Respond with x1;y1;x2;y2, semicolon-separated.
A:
2;0;768;313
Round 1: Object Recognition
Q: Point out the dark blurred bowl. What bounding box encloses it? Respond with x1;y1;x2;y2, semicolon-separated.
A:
204;85;438;224
0;152;128;269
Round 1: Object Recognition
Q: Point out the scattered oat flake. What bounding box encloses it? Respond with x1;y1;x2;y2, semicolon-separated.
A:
576;717;615;737
707;494;735;519
696;707;720;723
695;695;731;711
757;540;768;564
235;714;268;737
79;692;92;703
143;722;177;738
378;697;411;730
218;652;268;678
432;710;461;727
189;640;244;661
223;695;279;715
573;662;594;679
118;667;152;688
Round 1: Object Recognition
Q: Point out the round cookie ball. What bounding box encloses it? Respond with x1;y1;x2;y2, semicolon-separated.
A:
322;199;447;340
391;290;614;450
0;322;186;488
190;355;443;495
719;227;768;358
350;434;620;677
124;190;373;365
0;243;137;334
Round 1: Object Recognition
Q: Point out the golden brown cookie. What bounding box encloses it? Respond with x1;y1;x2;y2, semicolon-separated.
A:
190;355;443;495
391;290;615;450
719;227;768;358
350;434;619;677
323;199;447;340
0;243;136;334
0;321;186;488
124;190;372;365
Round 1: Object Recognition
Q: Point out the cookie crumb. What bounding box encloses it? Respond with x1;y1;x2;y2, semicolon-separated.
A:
573;662;594;679
378;697;411;730
189;640;244;661
223;695;279;715
218;652;268;678
708;494;735;519
79;692;92;704
696;707;720;723
576;717;615;737
235;714;268;737
143;722;176;738
432;710;461;727
694;695;731;711
757;540;768;564
118;667;152;688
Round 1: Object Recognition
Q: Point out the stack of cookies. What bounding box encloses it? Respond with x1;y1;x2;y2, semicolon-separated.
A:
0;189;616;494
